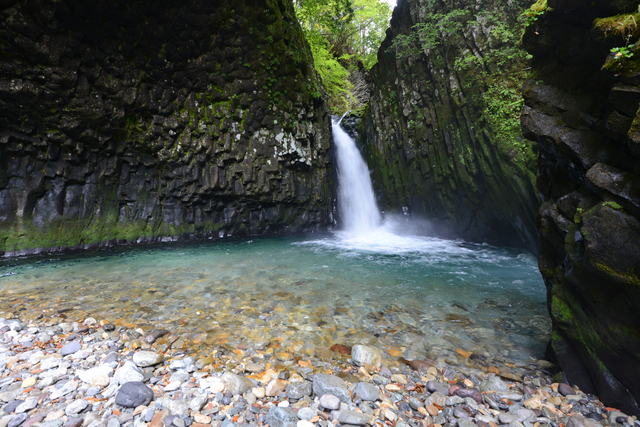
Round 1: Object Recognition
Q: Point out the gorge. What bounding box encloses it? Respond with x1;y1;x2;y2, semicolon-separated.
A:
1;0;640;419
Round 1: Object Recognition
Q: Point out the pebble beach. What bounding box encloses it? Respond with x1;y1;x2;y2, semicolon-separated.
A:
0;314;634;427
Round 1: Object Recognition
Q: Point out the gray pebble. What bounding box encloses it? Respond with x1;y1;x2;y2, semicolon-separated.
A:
60;341;82;356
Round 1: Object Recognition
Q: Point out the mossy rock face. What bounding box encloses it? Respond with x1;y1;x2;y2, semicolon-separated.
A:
0;0;336;255
523;0;640;416
358;0;540;252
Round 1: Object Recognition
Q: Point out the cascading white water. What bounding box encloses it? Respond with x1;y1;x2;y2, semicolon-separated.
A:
332;117;381;235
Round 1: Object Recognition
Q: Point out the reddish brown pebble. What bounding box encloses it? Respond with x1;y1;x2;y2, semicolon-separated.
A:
425;404;439;416
330;344;352;355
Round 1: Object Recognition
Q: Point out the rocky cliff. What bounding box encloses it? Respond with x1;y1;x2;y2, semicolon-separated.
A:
358;0;540;251
521;0;640;415
0;0;335;256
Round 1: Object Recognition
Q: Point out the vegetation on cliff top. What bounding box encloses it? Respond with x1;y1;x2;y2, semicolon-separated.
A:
295;0;391;113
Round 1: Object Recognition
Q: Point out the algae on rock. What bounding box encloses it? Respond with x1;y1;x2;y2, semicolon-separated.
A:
522;0;640;415
358;0;540;251
0;0;336;255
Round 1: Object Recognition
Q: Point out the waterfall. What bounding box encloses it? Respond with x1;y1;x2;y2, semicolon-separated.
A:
332;117;381;235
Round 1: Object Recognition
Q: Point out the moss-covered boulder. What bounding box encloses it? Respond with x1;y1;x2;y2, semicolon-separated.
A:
522;0;640;415
0;0;335;255
358;0;539;251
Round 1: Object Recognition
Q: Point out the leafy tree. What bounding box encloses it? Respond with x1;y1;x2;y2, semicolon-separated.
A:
295;0;391;113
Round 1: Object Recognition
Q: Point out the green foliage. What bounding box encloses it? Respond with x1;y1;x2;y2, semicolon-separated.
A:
611;45;634;59
522;0;549;28
295;0;390;113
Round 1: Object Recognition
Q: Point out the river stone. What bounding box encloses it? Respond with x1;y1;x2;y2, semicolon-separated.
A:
78;365;114;384
114;362;144;385
50;381;79;400
60;341;81;356
8;414;27;427
266;406;298;427
297;407;316;421
427;381;450;396
352;382;380;401
338;410;371;426
115;382;154;408
566;414;602;427
221;372;254;395
457;419;478;427
65;400;88;416
558;383;574;396
285;382;312;399
319;394;340;410
351;345;382;368
144;329;169;344
133;351;163;367
313;374;351;403
40;357;60;370
3;401;23;414
479;376;509;392
14;398;36;414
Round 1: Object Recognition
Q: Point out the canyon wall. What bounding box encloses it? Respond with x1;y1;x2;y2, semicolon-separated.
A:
521;0;640;415
359;0;540;252
0;0;335;256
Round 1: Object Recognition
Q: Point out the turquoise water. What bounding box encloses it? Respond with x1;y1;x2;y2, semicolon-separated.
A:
0;227;549;366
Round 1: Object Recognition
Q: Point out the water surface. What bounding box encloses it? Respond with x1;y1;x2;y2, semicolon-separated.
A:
0;229;549;367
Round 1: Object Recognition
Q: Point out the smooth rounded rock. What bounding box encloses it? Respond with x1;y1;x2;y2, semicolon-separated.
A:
60;341;81;356
338;410;371;426
352;382;380;401
319;393;340;410
133;351;163;367
115;382;154;408
8;414;28;427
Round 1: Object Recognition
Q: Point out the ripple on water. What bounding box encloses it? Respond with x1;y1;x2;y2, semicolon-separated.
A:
0;233;550;364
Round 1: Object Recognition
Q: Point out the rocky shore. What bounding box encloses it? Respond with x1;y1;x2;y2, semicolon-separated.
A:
0;316;634;427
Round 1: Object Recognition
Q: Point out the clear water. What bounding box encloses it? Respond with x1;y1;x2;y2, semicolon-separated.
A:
0;226;550;366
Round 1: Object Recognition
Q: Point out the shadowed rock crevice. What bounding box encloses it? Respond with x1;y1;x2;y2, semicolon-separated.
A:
521;0;640;415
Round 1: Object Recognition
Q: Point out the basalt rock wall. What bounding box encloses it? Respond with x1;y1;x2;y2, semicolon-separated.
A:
358;0;540;252
0;0;335;256
521;0;640;415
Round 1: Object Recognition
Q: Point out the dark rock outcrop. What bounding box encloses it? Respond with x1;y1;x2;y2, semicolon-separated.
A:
521;0;640;415
358;0;540;252
0;0;335;256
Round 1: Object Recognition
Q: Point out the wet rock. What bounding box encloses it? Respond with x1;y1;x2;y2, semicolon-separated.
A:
427;381;450;396
313;374;350;403
351;345;382;368
265;406;297;427
558;383;574;396
454;388;482;404
479;376;509;392
144;329;169;344
567;413;602;427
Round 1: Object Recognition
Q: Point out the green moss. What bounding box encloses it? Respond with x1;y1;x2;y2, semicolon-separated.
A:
594;12;640;42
